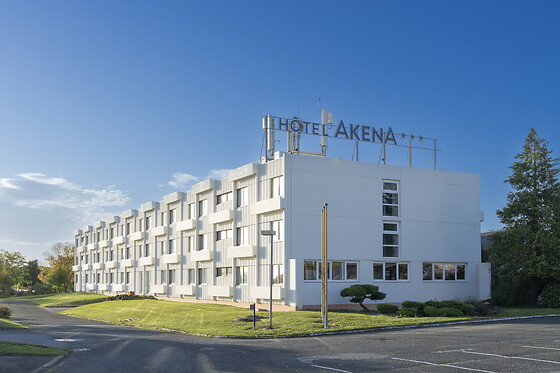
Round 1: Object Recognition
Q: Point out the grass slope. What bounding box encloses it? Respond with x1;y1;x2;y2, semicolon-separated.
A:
0;319;25;329
61;299;474;338
0;341;66;355
25;292;109;307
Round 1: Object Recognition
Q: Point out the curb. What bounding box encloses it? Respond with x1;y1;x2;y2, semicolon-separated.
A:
32;351;71;373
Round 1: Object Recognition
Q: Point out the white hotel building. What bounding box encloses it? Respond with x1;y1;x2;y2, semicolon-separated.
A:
73;150;491;309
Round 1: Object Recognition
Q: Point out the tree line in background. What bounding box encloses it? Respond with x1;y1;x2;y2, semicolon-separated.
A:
0;242;74;297
487;128;560;306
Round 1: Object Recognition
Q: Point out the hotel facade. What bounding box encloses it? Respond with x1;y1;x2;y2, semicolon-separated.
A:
73;151;491;309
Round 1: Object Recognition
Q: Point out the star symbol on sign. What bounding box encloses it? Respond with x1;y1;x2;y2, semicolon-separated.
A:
400;133;406;139
419;135;423;142
410;134;415;140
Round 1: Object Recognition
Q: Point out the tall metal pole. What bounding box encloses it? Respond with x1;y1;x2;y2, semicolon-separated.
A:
434;139;437;170
321;204;328;329
269;235;273;329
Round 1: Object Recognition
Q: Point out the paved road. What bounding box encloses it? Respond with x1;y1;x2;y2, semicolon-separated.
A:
1;299;560;372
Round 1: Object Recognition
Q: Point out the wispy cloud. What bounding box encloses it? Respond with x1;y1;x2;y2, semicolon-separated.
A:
0;173;130;260
167;169;231;189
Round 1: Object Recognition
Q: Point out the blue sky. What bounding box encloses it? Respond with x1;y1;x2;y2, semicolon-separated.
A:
1;1;560;261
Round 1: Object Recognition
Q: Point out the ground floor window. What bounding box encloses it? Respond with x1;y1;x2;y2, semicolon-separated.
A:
198;268;207;285
188;269;195;284
236;266;248;285
272;264;284;284
423;262;466;281
216;267;232;277
168;269;175;284
304;260;358;281
373;262;408;281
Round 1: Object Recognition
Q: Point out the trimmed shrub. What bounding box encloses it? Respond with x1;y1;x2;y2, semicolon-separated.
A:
398;307;418;317
538;282;560;308
0;305;11;319
439;307;464;317
423;305;442;317
459;303;475;315
468;301;500;316
402;301;424;310
423;300;440;308
439;300;464;310
340;284;386;311
377;303;398;315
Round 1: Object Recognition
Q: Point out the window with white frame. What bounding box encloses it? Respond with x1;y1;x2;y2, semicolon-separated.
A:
198;199;207;217
382;222;399;257
382;181;399;217
198;234;206;251
303;260;358;281
373;262;408;281
272;264;284;284
126;222;131;235
423;263;466;281
96;273;100;283
159;240;165;255
236;187;248;207
160;212;166;226
198;268;207;285
271;176;283;198
216;267;232;277
216;229;233;241
271;220;282;242
188;269;195;284
145;216;151;231
126;271;131;284
161;270;166;284
187;235;195;252
216;192;232;205
236;226;248;246
144;243;151;257
126;247;130;259
236;266;248;285
168;269;175;284
168;239;175;254
188;203;195;219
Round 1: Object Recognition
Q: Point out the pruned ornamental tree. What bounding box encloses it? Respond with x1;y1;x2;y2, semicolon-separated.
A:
488;128;560;305
340;284;386;311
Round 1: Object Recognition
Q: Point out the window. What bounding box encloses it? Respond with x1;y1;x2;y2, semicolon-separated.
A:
145;216;151;230
75;275;79;284
96;253;100;262
160;212;165;226
198;268;207;285
169;209;176;224
216;192;232;205
159;240;165;255
382;222;399;257
198;234;206;251
85;255;88;264
304;260;317;280
373;262;408;281
85;274;88;283
271;176;283;198
126;223;131;235
126;271;131;284
161;270;166;284
236;266;248;285
120;272;124;284
216;267;232;277
423;263;467;281
272;264;283;284
96;273;100;283
109;251;114;261
109;272;114;284
188;269;195;284
236;226;248;246
304;260;358;281
382;181;399;217
188;203;195;219
168;269;175;284
85;236;89;245
216;229;233;241
168;239;175;254
198;199;207;217
346;263;358;280
271;221;282;242
97;232;100;242
236;187;248;207
139;218;143;232
144;244;151;257
110;227;114;239
187;236;195;252
126;247;130;259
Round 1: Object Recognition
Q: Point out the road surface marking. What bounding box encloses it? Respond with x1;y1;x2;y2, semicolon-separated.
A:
524;345;560;351
310;364;351;373
460;349;560;365
392;357;496;372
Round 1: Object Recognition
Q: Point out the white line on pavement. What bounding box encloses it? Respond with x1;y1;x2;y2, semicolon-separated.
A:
460;349;560;365
392;357;496;372
310;364;352;373
524;345;560;351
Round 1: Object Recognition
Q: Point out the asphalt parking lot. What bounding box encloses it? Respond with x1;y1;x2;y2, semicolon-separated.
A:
1;299;559;372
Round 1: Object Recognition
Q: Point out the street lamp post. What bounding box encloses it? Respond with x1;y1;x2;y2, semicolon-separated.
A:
261;229;276;329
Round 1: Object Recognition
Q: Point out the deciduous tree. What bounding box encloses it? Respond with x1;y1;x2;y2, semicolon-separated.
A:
40;243;74;293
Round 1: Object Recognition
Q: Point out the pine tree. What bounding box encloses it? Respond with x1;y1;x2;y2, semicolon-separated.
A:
489;128;560;304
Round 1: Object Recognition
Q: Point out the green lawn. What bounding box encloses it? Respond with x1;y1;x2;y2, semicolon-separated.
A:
23;292;109;307
492;307;560;318
0;341;66;355
0;318;25;329
61;298;480;338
